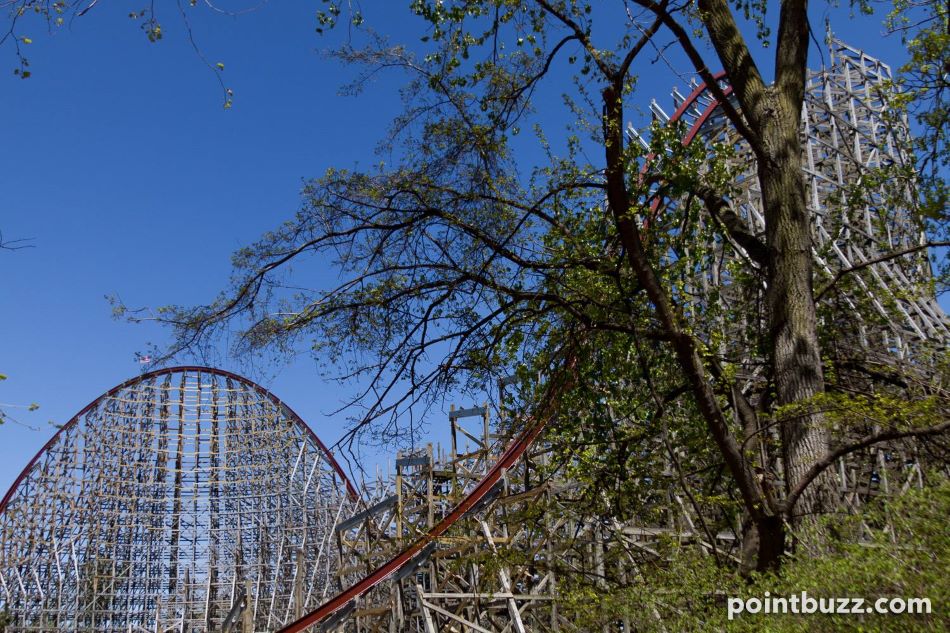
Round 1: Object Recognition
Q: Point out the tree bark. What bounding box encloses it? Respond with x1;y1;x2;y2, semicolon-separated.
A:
758;94;836;520
699;0;835;525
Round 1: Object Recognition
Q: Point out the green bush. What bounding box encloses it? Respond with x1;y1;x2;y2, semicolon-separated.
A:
560;478;949;632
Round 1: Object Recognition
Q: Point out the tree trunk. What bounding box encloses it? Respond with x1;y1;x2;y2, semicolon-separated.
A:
757;90;835;523
741;515;786;573
697;0;836;525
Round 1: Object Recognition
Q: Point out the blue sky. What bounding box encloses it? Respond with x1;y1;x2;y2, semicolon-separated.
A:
0;2;941;493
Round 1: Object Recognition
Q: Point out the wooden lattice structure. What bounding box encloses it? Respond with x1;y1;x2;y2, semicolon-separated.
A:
631;36;949;354
0;368;358;631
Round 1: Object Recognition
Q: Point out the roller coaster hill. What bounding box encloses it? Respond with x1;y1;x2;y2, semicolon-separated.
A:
1;37;948;632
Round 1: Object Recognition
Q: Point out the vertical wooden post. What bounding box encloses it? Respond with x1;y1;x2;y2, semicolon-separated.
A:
242;579;253;633
395;454;404;547
294;548;304;619
449;405;459;500
426;443;435;529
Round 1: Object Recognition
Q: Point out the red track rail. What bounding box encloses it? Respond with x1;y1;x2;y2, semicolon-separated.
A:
641;71;732;217
0;366;358;515
278;404;552;632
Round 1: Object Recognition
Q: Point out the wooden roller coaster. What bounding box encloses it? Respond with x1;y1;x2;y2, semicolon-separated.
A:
0;36;946;632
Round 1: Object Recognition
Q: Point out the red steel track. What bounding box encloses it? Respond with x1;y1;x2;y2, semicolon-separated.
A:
641;71;732;217
674;71;730;143
277;403;551;632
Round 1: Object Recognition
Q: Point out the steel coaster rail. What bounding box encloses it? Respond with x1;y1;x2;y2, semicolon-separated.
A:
278;384;564;632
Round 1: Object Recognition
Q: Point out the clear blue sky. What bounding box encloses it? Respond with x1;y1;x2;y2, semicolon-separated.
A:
0;2;941;493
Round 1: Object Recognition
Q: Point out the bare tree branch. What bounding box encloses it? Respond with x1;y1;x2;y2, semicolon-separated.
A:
783;420;950;518
0;230;34;251
815;240;950;302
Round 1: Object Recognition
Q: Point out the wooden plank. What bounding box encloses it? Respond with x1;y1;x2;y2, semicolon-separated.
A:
449;407;487;420
335;496;397;533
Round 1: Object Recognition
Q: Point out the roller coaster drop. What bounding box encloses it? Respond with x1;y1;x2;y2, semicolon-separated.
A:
1;38;947;632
